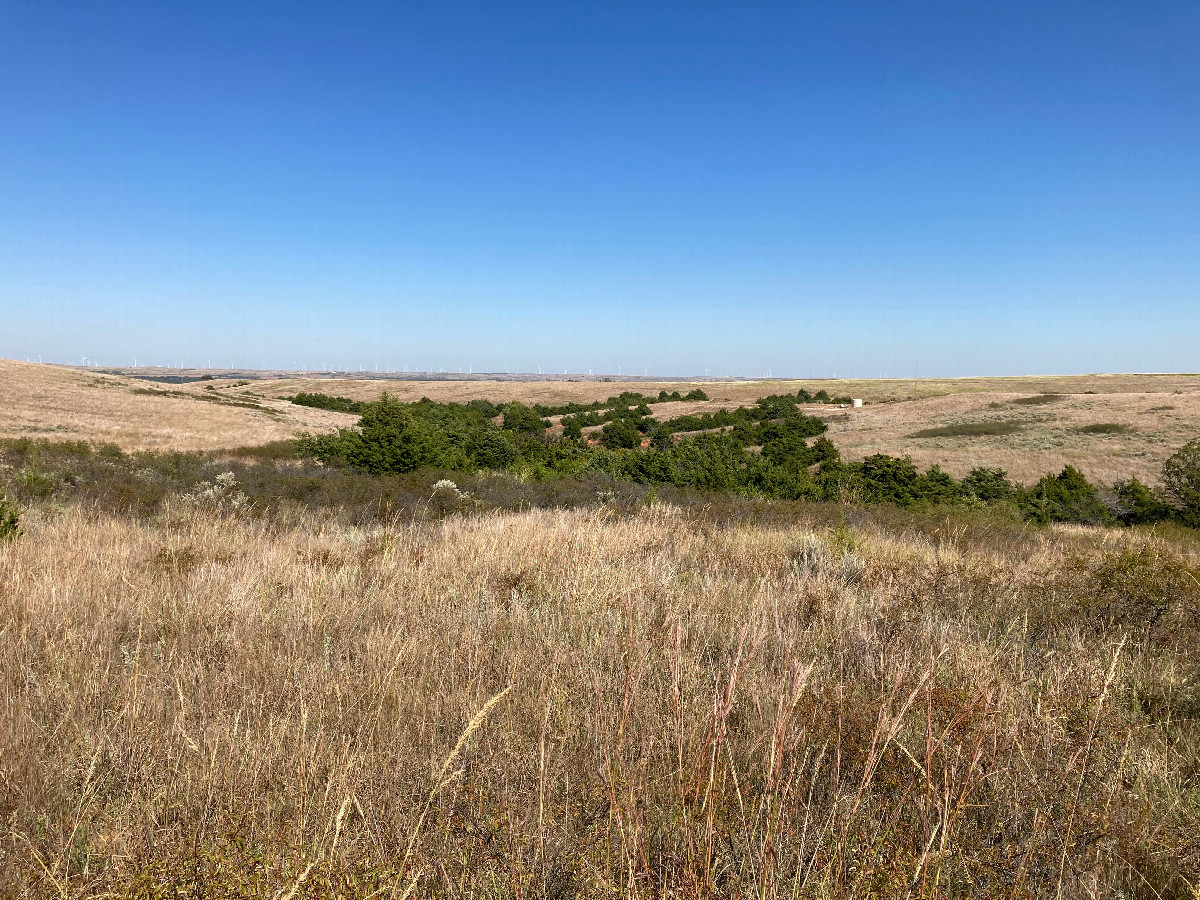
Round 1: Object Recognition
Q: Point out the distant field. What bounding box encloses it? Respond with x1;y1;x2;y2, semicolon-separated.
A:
243;373;1200;484
243;371;1200;405
0;359;357;451
3;361;1198;485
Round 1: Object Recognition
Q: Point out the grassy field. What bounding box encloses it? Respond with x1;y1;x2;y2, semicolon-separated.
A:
4;361;1198;486
2;486;1198;897
2;361;1199;896
0;360;357;452
245;374;1200;486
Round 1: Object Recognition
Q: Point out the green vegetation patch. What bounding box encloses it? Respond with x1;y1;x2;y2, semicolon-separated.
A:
1012;393;1062;405
0;491;19;541
286;392;367;414
1077;422;1134;434
131;387;265;411
911;421;1024;438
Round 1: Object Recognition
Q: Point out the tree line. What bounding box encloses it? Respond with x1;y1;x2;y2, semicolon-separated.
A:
293;392;1200;527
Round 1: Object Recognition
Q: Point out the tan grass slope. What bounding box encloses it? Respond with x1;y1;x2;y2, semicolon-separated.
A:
4;361;1198;483
0;360;354;451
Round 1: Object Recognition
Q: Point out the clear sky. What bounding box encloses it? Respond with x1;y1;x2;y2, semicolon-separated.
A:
2;1;1197;377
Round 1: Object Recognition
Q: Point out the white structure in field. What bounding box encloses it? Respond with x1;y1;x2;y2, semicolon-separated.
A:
851;398;863;408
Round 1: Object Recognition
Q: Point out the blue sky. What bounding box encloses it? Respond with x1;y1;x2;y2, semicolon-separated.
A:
2;1;1197;376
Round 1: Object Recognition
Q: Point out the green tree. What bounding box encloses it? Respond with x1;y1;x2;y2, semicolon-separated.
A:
1112;478;1171;525
1023;466;1110;525
465;429;518;470
916;465;963;504
466;398;501;419
501;402;548;434
963;467;1016;504
854;454;921;506
601;418;642;449
1162;439;1200;525
344;395;439;474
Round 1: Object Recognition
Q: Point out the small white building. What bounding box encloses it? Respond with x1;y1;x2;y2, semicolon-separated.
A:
851;398;863;408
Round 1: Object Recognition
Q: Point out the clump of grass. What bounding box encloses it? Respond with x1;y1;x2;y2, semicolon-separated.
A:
1078;422;1134;434
1012;393;1061;405
911;421;1024;438
784;532;865;585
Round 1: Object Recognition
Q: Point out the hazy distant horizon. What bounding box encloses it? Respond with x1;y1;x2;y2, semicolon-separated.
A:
8;358;1200;386
3;2;1198;377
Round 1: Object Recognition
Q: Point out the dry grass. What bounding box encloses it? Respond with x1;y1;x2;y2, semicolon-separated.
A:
0;361;354;452
6;361;1200;483
2;496;1198;898
233;373;1200;406
236;374;1200;486
820;389;1200;485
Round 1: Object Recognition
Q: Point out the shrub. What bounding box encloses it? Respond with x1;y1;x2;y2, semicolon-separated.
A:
601;418;642;449
287;392;365;414
0;491;19;541
1112;478;1172;525
1078;423;1133;434
184;472;249;512
500;402;547;434
227;440;301;460
1012;393;1060;405
915;464;963;504
1076;543;1200;639
1162;439;1200;525
342;395;452;475
963;467;1017;504
912;422;1023;438
466;398;501;420
683;388;708;401
1023;465;1110;525
854;454;921;506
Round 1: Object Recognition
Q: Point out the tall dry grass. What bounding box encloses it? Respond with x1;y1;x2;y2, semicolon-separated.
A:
1;498;1198;897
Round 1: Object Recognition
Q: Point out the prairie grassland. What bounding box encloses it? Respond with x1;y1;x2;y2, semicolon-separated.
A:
2;497;1198;897
243;373;1200;406
0;360;355;452
243;374;1200;486
5;362;1199;485
822;388;1200;485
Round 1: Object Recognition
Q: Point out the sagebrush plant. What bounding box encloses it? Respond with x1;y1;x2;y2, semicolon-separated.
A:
429;477;476;512
1;493;1197;898
182;470;248;511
